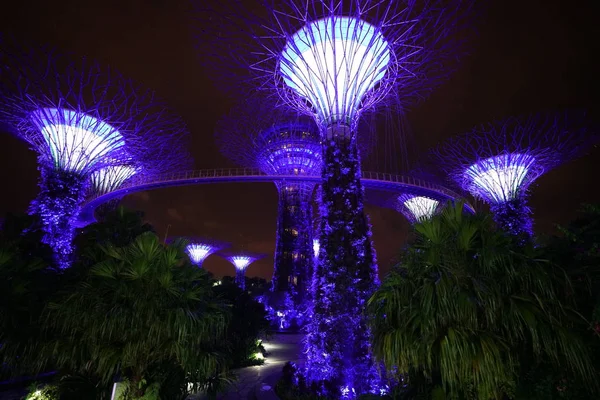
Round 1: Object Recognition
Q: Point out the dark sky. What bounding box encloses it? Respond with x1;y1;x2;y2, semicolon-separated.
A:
1;0;599;280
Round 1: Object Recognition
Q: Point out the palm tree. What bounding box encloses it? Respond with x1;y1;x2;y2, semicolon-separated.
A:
367;203;597;399
38;232;228;398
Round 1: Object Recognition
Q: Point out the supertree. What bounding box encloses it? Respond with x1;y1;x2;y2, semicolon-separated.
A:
185;238;230;268
215;99;322;317
396;194;440;223
220;251;266;290
0;40;191;268
432;113;593;238
197;0;470;393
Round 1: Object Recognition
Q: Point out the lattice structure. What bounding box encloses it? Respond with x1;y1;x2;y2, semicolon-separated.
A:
220;251;266;290
0;39;191;268
397;194;440;223
432;112;593;238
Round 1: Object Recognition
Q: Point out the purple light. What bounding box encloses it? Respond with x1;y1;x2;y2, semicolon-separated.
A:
186;244;212;266
312;239;320;258
465;153;538;203
432;113;593;237
281;16;391;124
222;252;264;290
90;163;138;195
30;108;124;173
398;194;440;223
230;256;254;271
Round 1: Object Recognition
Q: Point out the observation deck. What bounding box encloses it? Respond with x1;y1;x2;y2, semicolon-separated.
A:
77;168;473;226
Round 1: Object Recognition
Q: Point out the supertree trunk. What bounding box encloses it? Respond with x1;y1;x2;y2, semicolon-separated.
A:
295;200;314;307
490;196;533;239
306;124;380;394
236;268;246;290
30;166;88;269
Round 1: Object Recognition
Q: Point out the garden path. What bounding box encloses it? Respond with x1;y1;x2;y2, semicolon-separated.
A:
190;332;304;400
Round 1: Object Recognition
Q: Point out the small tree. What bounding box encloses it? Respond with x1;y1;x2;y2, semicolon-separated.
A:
368;203;597;399
40;232;228;398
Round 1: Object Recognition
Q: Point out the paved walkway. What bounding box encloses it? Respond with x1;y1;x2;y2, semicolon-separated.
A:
190;333;304;400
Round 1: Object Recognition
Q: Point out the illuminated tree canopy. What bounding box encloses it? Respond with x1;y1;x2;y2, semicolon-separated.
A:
432;112;594;237
0;39;192;268
197;0;472;129
221;251;266;290
184;238;230;267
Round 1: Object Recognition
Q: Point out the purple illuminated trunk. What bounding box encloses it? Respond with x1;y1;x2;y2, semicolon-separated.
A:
491;196;533;239
30;166;87;269
305;123;380;394
236;268;246;290
272;187;314;310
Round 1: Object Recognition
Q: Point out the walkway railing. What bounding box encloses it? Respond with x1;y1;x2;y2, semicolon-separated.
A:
78;168;473;226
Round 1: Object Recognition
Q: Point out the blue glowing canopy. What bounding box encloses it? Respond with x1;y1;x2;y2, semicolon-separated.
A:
280;16;391;125
30;108;124;172
465;153;540;203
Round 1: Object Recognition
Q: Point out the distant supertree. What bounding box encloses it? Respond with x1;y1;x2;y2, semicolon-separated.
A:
221;251;266;290
397;194;440;223
198;1;471;392
0;41;191;268
216;99;322;315
432;113;593;238
185;238;230;268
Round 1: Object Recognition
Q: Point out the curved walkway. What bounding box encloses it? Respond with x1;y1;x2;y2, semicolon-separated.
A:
78;168;473;226
190;333;303;400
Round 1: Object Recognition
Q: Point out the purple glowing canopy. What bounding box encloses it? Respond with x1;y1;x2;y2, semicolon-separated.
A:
220;251;266;290
0;39;192;268
0;42;192;177
220;250;266;271
198;0;471;129
185;238;230;266
433;113;593;205
464;153;540;204
215;98;323;199
397;194;440;223
216;98;322;175
280;16;391;124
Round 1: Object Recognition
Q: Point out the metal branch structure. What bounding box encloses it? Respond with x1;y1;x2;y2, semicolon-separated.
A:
216;98;323;323
397;194;440;223
184;238;230;267
220;251;266;290
0;40;192;268
432;112;594;238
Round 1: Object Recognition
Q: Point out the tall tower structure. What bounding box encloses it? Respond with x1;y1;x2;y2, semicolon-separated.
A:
221;252;265;290
0;40;191;268
432;113;593;238
216;100;322;315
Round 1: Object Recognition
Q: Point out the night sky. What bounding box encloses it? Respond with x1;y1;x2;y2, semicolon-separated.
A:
1;0;599;280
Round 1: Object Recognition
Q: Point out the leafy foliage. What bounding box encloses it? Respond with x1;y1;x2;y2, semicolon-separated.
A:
213;279;269;368
368;203;597;399
36;232;228;398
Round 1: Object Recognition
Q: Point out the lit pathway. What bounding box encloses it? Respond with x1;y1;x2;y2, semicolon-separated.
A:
189;333;304;400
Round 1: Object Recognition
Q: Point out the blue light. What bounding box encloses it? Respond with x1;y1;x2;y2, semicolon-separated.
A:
465;153;538;203
186;243;217;267
30;108;124;172
229;256;254;271
312;239;320;258
398;195;440;223
90;164;138;195
281;16;391;124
